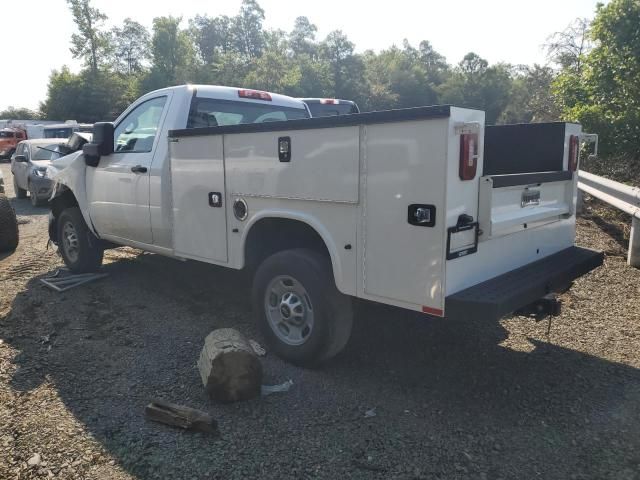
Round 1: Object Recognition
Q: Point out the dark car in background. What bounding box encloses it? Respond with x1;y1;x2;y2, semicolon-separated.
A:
300;98;360;117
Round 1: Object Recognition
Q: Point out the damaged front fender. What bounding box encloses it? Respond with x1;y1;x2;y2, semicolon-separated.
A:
46;151;98;237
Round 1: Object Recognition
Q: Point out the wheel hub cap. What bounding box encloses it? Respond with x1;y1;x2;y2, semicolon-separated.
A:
62;221;79;263
265;276;314;346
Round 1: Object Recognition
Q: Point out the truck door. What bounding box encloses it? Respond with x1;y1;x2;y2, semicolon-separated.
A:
86;95;169;245
169;134;228;264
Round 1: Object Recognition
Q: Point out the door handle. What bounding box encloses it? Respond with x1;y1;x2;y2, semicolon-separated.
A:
131;165;147;174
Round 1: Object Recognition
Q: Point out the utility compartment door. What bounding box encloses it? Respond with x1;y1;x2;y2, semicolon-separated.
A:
362;120;449;312
170;135;228;263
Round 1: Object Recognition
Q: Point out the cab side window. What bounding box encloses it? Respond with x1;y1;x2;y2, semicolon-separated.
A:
114;96;167;153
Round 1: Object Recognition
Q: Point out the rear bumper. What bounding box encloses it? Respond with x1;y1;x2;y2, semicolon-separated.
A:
445;246;604;319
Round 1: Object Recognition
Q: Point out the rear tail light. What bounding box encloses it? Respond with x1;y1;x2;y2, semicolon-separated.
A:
568;135;579;172
238;89;272;101
320;99;338;104
459;133;479;181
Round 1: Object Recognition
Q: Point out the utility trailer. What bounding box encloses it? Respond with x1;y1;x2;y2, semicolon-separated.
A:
47;85;603;365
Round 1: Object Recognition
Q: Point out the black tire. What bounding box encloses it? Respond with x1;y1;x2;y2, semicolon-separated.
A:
0;193;19;252
56;207;103;273
252;248;353;367
13;176;26;199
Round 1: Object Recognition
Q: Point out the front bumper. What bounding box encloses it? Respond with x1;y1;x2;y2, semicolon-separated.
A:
29;175;53;200
445;246;604;319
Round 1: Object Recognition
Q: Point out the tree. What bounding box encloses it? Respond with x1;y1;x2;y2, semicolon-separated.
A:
110;19;150;75
189;14;233;64
66;0;109;73
553;0;640;157
232;0;266;59
40;67;128;122
545;18;591;73
438;53;512;124
363;41;442;111
145;16;195;89
289;16;318;58
501;65;559;123
320;30;366;102
0;107;41;120
245;31;302;93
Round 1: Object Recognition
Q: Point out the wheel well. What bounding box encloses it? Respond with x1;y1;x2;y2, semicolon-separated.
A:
50;189;79;218
244;218;331;270
49;189;79;243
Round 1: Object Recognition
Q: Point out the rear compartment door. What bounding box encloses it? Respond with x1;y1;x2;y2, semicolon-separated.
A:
478;123;580;241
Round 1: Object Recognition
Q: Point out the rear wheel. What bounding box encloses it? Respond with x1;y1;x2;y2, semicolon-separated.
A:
57;207;103;273
0;193;19;252
13;176;26;199
252;248;353;367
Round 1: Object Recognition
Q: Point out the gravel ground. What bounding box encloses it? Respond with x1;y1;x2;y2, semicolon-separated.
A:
1;162;640;480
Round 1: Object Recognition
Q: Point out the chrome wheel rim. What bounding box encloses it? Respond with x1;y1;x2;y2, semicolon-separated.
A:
264;275;314;346
62;221;79;263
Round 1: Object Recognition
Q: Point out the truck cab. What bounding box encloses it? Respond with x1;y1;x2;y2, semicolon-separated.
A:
300;98;360;117
0;127;27;159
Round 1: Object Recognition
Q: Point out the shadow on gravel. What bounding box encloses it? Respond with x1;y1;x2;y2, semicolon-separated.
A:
9;197;50;217
2;252;640;479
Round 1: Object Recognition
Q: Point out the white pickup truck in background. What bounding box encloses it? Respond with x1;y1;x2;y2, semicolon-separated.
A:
48;84;603;366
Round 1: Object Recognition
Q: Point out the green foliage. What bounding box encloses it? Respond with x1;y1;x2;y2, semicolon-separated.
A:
232;0;266;60
438;53;512;124
66;0;110;72
501;65;560;124
109;19;150;75
552;0;640;158
40;67;129;122
0;107;41;120
145;16;196;90
43;0;636;163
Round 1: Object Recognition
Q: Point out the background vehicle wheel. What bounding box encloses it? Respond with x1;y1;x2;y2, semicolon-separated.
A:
0;193;19;252
29;183;43;207
56;207;103;273
252;248;353;367
13;176;26;199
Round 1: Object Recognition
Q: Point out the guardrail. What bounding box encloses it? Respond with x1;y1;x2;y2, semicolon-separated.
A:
577;170;640;267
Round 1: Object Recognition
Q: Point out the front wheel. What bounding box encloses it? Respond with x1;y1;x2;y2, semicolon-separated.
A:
56;207;103;273
252;248;353;367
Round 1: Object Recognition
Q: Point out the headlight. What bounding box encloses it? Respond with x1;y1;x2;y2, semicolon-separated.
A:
33;168;47;178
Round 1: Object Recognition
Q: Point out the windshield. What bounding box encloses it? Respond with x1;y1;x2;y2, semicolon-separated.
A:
44;128;73;139
0;131;15;138
306;102;359;117
33;144;65;161
187;98;309;128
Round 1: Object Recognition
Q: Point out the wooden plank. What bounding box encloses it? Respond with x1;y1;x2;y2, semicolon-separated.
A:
144;399;218;434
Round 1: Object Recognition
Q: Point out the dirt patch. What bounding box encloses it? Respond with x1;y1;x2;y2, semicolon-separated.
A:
1;163;640;480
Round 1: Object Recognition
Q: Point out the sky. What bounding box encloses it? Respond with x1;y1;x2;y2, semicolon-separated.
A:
0;0;604;112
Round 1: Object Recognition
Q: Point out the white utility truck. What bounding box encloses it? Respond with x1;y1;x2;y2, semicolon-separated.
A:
48;84;603;366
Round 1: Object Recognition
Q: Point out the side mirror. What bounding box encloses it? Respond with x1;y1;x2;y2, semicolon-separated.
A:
83;122;114;167
14;154;27;162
